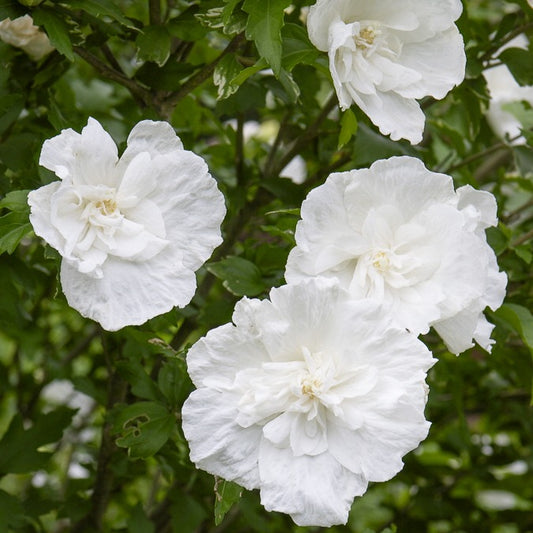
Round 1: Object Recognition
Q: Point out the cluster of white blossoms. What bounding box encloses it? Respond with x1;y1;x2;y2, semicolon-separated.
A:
0;14;54;61
307;0;466;144
183;156;506;526
25;0;508;527
28;118;226;330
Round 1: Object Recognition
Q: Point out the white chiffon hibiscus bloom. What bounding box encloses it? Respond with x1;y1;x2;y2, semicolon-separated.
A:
28;118;226;330
182;278;434;527
0;14;54;61
306;0;466;144
483;35;533;145
285;156;507;354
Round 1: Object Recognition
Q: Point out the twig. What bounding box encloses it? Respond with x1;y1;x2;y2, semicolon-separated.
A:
74;46;153;108
160;33;246;119
235;113;245;187
307;152;352;186
266;93;338;179
263;109;292;178
442;138;516;174
149;0;161;25
100;43;125;74
71;332;128;532
511;227;533;247
480;21;533;64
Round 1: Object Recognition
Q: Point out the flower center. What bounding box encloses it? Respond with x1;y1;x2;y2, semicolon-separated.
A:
301;375;323;399
357;26;376;47
372;250;391;271
94;198;118;216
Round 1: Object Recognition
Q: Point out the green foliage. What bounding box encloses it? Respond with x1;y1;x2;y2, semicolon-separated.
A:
0;0;532;532
243;0;291;76
214;478;243;525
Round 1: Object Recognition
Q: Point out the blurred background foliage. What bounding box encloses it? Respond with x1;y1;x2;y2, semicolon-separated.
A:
0;0;533;531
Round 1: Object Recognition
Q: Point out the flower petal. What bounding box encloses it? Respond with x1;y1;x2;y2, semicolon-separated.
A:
182;388;261;490
60;246;195;331
259;441;367;527
118;120;184;172
146;150;225;270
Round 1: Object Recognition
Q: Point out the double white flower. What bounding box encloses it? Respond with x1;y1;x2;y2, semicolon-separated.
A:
484;35;533;145
307;0;466;144
285;156;507;354
183;279;435;526
0;15;54;61
28;118;226;330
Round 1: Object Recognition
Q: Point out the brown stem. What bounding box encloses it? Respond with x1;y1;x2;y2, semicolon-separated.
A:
235;113;245;187
266;93;338;179
511;227;533;247
442;137;518;174
71;333;128;532
481;21;533;64
74;46;153;108
159;33;246;119
149;0;161;25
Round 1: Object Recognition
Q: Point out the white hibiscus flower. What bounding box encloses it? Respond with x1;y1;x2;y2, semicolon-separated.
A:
182;278;434;527
285;156;507;354
306;0;466;144
0;14;54;61
483;35;533;145
28;118;226;331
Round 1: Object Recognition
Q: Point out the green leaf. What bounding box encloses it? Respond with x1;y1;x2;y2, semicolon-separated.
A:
0;94;24;136
61;0;135;28
32;6;74;61
113;402;175;458
127;503;155;533
157;358;190;409
278;67;300;103
207;256;267;296
499;47;533;87
136;25;171;67
0;0;22;19
0;408;76;475
495;302;533;403
214;54;242;99
496;303;533;351
0;211;31;255
0;190;29;212
116;359;164;403
230;58;267;86
214;478;243;526
242;0;291;76
338;108;358;148
168;6;209;41
0;490;24;530
281;23;319;72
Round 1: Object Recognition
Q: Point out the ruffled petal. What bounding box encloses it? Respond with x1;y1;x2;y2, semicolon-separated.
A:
146;150;225;270
259;441;367;527
60;246;195;331
182;388;262;490
28;181;64;251
117;120;184;172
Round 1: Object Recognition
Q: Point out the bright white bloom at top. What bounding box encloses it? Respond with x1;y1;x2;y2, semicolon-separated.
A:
484;35;533;145
28;118;226;331
285;156;507;354
0;15;54;61
306;0;466;144
182;278;434;527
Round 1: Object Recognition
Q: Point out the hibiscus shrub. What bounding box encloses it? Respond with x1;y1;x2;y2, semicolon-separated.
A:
0;0;533;532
